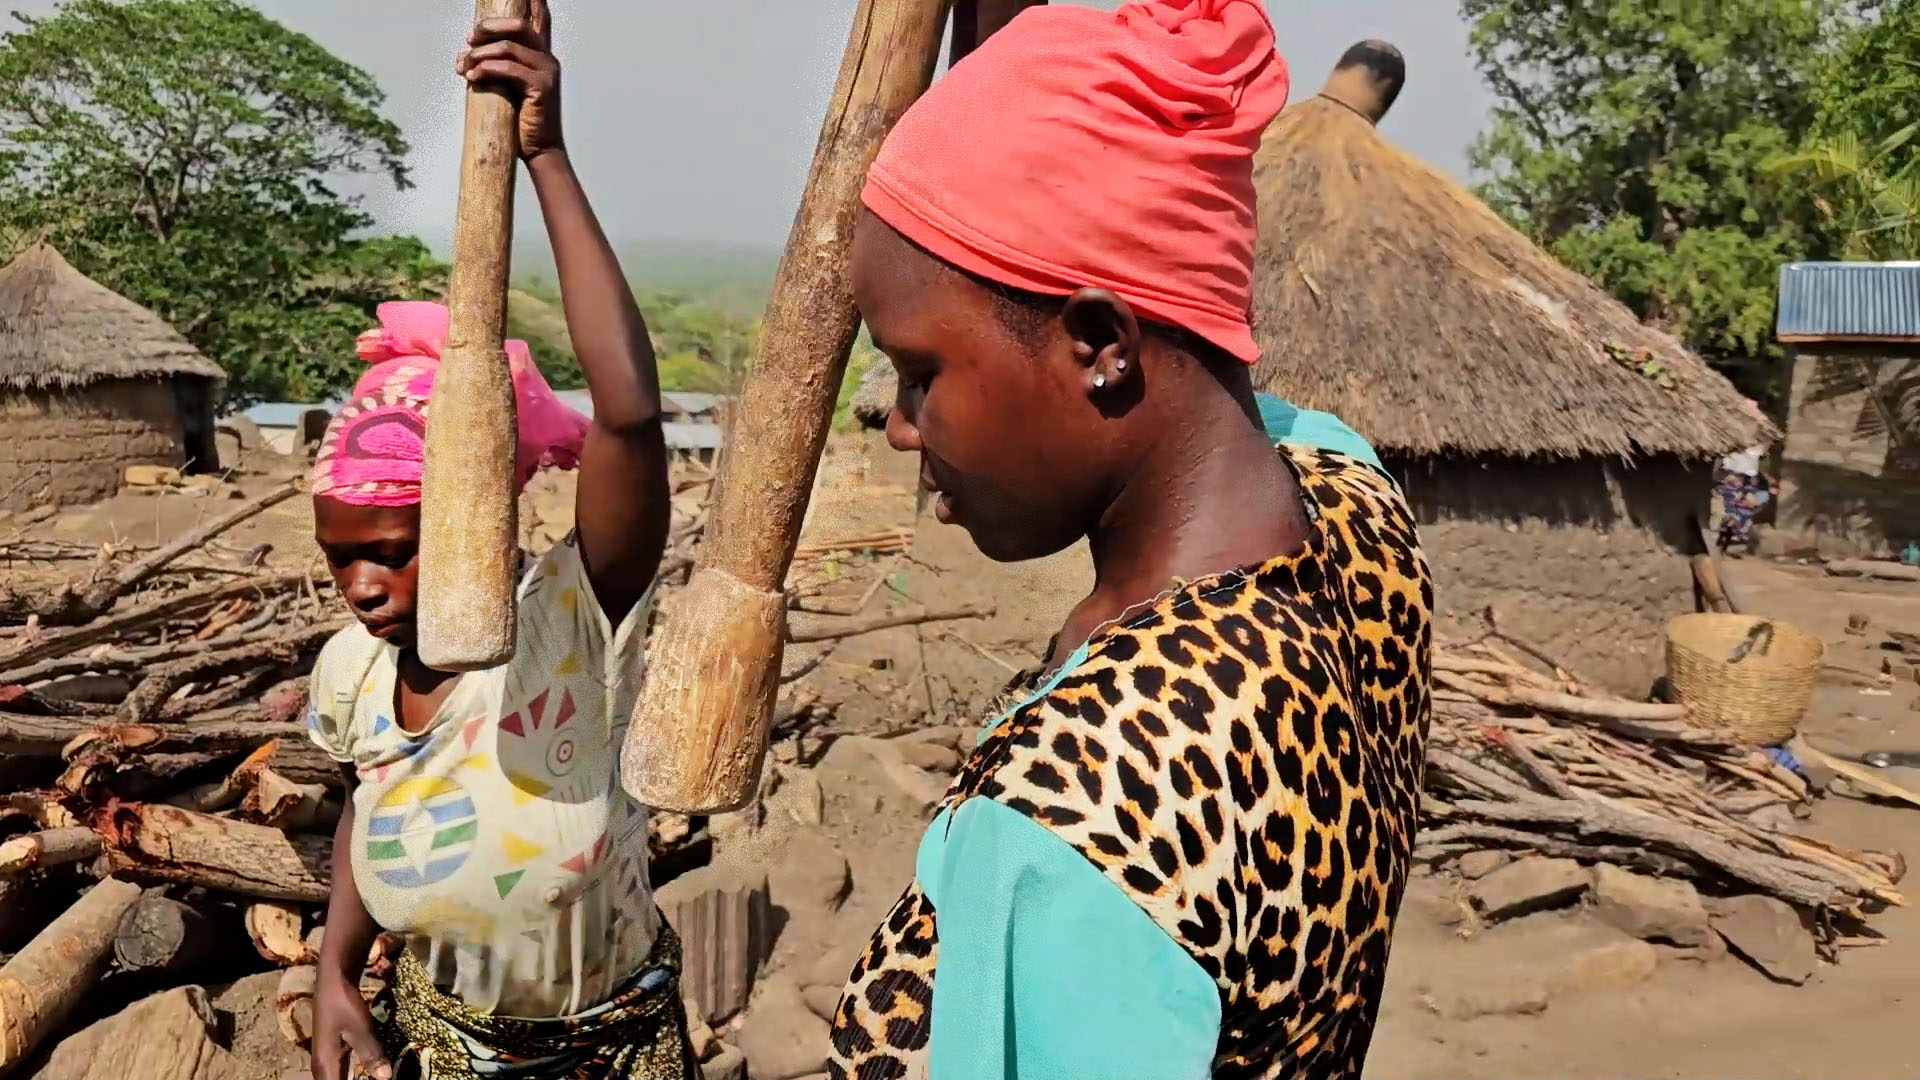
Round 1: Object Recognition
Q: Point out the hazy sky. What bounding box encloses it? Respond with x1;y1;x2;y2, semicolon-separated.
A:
9;0;1493;252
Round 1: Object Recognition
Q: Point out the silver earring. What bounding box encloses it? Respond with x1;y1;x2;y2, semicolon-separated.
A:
1093;374;1107;389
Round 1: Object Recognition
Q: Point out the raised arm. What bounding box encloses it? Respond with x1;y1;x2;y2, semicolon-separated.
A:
460;0;669;623
950;0;1045;66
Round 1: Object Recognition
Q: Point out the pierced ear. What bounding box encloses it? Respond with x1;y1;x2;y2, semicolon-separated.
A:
1061;288;1142;395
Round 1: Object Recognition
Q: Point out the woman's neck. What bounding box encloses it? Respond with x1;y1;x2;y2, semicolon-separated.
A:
1050;396;1307;666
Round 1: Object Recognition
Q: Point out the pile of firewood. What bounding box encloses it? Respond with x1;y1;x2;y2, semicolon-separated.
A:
0;484;358;1071
0;461;997;1072
1422;643;1905;928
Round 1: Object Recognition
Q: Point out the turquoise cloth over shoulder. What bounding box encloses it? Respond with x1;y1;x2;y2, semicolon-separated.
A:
913;396;1377;1079
919;643;1220;1080
1255;392;1380;466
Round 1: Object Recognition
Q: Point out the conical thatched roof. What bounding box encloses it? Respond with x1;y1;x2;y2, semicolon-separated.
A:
1249;43;1770;459
852;45;1775;461
0;243;224;391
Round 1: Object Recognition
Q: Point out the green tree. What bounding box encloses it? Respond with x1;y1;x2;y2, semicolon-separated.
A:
1775;1;1920;260
0;0;444;404
1462;0;1853;403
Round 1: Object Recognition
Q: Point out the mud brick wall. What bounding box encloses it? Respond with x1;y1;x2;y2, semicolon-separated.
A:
0;381;191;511
1777;353;1920;558
1387;454;1709;695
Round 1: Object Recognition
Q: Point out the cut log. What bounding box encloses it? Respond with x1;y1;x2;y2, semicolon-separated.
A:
181;741;280;813
238;767;330;831
624;0;952;814
112;894;216;976
13;711;304;760
657;863;771;1024
0;876;143;1075
0;827;101;876
275;965;317;1049
247;902;314;967
95;804;330;903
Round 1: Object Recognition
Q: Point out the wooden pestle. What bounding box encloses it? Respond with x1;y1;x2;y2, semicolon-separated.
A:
620;0;954;813
416;0;529;671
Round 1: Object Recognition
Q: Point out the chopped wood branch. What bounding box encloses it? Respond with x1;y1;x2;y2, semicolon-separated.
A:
117;620;339;722
0;827;101;876
93;804;330;903
0;572;326;679
76;483;301;621
786;604;994;644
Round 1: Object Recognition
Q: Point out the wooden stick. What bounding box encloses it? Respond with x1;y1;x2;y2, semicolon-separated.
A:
786;604;993;644
0;877;142;1074
622;0;953;814
415;0;529;671
0;572;323;678
4;712;302;760
116;621;339;722
78;483;300;618
0;600;287;685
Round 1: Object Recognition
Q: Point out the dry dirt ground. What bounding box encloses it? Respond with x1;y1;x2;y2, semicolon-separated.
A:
18;436;1918;1079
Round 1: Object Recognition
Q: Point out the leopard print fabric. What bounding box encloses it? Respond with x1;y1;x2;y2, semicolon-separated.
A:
829;447;1432;1080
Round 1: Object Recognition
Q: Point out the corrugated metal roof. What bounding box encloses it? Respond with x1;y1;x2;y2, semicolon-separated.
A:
663;422;722;451
662;391;725;415
1777;262;1920;343
239;400;338;428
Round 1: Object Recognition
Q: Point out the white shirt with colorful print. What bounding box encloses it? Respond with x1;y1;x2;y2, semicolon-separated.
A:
307;535;658;1018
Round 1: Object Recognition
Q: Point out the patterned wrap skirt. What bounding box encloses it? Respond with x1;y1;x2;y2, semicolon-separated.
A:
372;918;694;1080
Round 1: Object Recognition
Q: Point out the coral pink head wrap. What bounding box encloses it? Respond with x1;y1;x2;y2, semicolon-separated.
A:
861;0;1289;364
309;301;590;507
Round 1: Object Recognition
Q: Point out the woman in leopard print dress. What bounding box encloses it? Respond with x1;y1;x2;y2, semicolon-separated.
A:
829;3;1432;1078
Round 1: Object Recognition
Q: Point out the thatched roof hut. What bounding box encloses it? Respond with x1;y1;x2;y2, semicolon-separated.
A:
1250;42;1769;459
0;244;224;390
0;244;224;509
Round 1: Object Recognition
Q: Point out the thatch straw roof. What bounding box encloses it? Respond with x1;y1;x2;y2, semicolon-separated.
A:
1249;43;1770;459
850;362;895;428
0;244;224;391
851;43;1774;461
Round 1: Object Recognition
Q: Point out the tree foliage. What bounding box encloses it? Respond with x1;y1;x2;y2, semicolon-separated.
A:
1462;0;1853;403
1777;0;1920;260
0;0;443;404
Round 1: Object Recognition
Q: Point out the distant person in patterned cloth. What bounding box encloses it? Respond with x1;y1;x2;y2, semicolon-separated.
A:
302;3;690;1077
1714;444;1770;555
827;2;1433;1079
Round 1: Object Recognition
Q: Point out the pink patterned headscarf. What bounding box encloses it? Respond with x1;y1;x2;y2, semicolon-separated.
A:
309;301;590;507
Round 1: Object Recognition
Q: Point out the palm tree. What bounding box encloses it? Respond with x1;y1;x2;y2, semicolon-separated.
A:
1770;123;1920;261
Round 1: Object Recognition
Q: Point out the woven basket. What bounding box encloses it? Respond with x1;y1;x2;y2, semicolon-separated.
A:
1665;613;1824;745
